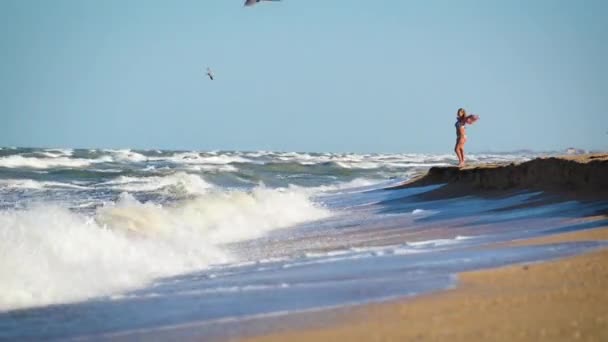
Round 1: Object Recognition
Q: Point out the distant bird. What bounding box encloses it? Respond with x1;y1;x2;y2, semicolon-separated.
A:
244;0;281;7
206;67;214;80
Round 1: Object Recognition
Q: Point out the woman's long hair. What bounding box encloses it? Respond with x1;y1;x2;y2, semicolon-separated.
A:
457;108;466;123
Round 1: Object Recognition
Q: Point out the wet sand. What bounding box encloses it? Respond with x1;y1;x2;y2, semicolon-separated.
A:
241;227;608;342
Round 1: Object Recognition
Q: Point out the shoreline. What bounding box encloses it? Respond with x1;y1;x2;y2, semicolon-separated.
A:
239;226;608;342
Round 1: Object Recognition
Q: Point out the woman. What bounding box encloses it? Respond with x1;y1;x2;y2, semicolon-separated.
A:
454;108;479;167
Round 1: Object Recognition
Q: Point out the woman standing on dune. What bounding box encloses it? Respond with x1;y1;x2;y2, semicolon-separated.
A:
454;108;479;167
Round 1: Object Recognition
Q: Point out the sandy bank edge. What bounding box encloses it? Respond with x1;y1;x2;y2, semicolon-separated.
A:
239;227;608;342
389;154;608;198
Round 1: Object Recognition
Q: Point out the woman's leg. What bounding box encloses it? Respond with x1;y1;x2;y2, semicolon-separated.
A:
454;141;462;165
459;146;465;166
459;140;466;166
456;138;466;167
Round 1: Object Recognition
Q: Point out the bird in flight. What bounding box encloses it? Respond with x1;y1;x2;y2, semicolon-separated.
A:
244;0;281;7
206;67;214;80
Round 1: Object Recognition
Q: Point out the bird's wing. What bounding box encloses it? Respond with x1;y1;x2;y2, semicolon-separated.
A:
244;0;257;6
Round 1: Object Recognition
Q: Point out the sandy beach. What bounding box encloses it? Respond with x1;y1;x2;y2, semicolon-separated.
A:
241;226;608;342
241;154;608;342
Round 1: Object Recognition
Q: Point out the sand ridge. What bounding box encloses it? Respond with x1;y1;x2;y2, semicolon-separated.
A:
389;154;608;195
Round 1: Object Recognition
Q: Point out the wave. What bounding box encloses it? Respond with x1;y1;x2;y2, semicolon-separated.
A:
291;178;387;196
0;155;104;169
0;149;538;177
168;152;252;165
112;283;292;301
104;149;148;163
96;188;330;243
0;187;330;311
100;172;213;195
283;235;475;269
37;149;74;158
183;164;239;173
0;179;90;190
406;236;473;248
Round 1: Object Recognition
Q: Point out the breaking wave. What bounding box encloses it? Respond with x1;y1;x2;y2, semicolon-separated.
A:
0;187;330;311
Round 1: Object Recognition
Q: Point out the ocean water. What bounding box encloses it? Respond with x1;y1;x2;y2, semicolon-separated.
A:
0;147;606;341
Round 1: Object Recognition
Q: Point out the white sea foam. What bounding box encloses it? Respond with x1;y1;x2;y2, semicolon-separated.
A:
0;150;533;171
0;187;330;311
0;155;96;169
282;253;373;268
334;161;381;169
101;172;213;195
407;236;473;248
294;178;385;195
113;283;292;301
96;188;330;244
40;148;74;158
284;244;426;269
0;179;89;190
184;164;239;173
284;235;476;269
0;205;227;311
168;152;251;165
106;149;148;163
264;152;461;169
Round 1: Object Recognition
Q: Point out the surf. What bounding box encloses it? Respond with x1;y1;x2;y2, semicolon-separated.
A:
0;186;330;311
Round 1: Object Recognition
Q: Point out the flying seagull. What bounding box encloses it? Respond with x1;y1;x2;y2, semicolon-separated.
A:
206;67;214;80
244;0;281;7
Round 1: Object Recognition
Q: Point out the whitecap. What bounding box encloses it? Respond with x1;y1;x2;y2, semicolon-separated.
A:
0;155;96;169
100;172;213;195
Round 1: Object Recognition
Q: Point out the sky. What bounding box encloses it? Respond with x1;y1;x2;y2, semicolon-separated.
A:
1;0;606;153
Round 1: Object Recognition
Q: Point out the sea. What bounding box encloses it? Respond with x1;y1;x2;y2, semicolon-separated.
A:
0;147;606;341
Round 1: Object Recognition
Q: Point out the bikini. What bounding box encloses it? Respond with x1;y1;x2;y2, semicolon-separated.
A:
455;120;467;139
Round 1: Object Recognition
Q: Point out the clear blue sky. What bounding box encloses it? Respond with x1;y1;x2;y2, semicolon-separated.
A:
1;0;606;153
